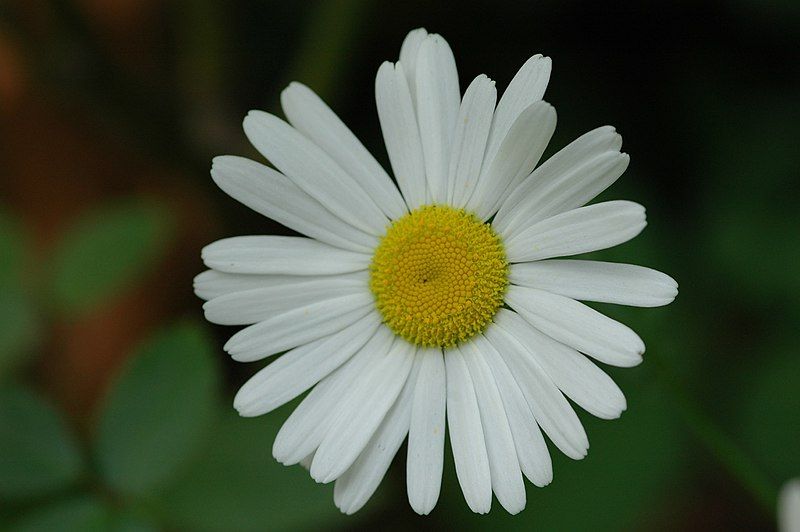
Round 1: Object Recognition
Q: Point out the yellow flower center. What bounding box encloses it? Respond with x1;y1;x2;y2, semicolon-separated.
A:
369;205;508;348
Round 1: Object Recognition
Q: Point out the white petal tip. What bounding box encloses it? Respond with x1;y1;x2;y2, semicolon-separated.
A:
232;396;262;418
409;498;437;515
502;501;526;515
618;354;644;368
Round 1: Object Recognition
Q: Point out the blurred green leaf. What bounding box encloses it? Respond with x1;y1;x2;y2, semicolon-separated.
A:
285;0;370;102
94;321;218;496
439;378;685;530
6;495;110;532
0;385;85;501
0;208;25;282
50;200;172;314
108;511;159;532
738;345;800;481
707;208;800;300
0;210;39;378
0;291;39;380
158;408;349;532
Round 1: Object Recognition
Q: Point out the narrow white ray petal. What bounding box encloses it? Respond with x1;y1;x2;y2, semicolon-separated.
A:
484;319;589;460
509;260;678;307
233;312;380;417
448;75;496;206
484;102;557;218
407;348;446;515
273;325;394;465
376;61;427;209
281;82;407;220
460;342;526;513
779;479;800;532
194;270;331;301
223;293;374;362
494;125;623;235
334;351;422;515
398;28;428;104
483;54;551;171
474;334;552;486
312;340;415;483
466;101;556;220
202;236;370;275
243;111;388;235
415;34;460;204
445;348;492;514
496;310;627;420
203;271;367;325
497;152;629;238
211;156;377;252
505;285;644;367
505;200;647;263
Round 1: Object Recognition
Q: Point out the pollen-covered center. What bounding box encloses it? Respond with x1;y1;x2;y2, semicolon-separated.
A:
369;205;508;348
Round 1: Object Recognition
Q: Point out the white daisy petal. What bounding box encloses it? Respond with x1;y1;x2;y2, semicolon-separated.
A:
509;260;678;307
497;152;629;238
223;293;374;362
243;111;389;235
466;101;556;220
460;342;526;514
203;271;367;326
505;285;645;367
485;318;589;460
415;34;460;203
494;125;623;236
505;200;647;263
211;156;376;252
779;479;800;532
233;312;380;417
333;351;422;515
407;348;446;515
448;75;496;206
496;310;627;420
375;61;428;209
273;325;394;465
446;348;492;514
398;28;428;104
312;339;415;483
193;270;312;301
473;335;552;487
483;54;551;171
281;82;407;220
202;235;371;275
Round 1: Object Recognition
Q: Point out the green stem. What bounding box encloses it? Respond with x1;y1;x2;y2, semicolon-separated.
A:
653;358;778;515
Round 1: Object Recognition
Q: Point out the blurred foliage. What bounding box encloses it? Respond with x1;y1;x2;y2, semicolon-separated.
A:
739;343;800;483
6;496;110;532
50;201;172;315
94;321;218;496
157;408;348;532
0;321;355;531
0;385;84;500
0;210;39;379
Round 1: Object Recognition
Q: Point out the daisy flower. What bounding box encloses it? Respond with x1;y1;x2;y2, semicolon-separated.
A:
195;28;677;515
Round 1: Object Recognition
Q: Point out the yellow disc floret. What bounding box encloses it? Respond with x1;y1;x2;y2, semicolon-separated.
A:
369;205;508;348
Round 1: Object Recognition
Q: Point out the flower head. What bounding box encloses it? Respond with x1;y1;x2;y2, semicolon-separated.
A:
196;27;677;515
